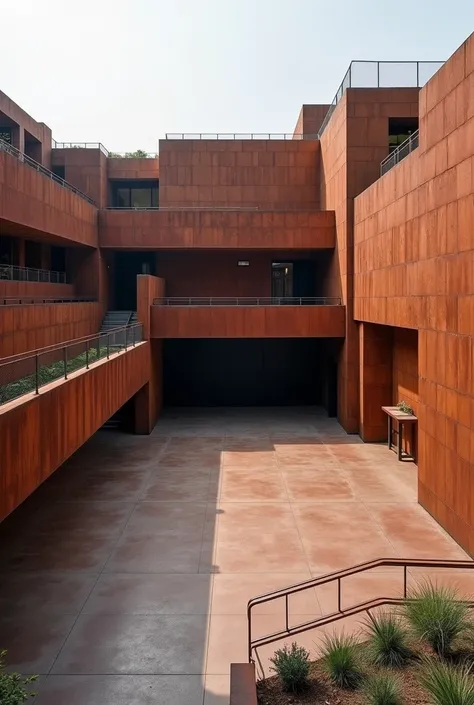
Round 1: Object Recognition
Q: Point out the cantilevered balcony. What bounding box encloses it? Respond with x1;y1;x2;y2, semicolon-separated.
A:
151;296;345;338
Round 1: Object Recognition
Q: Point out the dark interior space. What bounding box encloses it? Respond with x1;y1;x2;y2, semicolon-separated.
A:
109;179;159;208
114;251;156;310
24;130;42;163
51;245;66;273
164;338;339;408
388;117;419;152
24;240;42;269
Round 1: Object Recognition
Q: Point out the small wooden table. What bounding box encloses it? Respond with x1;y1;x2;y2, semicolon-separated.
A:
382;406;417;462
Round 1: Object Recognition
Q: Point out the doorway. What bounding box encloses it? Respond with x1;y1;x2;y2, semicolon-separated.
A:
271;263;293;298
114;251;156;310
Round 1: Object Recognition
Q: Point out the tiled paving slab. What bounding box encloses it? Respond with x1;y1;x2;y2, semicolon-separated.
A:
0;407;470;705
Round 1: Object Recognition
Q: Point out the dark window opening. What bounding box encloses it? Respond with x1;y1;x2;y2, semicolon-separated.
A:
389;117;418;153
0;126;12;144
52;164;66;180
24;130;42;163
110;180;159;208
25;241;42;270
51;246;66;273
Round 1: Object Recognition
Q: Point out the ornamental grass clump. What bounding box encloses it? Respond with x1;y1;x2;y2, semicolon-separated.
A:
363;672;403;705
403;581;473;657
363;611;412;668
320;632;362;689
419;659;474;705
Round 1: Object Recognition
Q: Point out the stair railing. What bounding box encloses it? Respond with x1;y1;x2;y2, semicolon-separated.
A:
247;557;474;664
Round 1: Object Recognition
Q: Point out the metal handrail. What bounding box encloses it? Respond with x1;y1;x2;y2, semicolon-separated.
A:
0;139;96;205
52;141;109;156
380;130;419;175
0;263;67;284
318;60;444;137
247;557;474;663
153;297;342;306
105;206;260;212
164;133;319;140
0;323;143;406
0;297;96;306
108;152;158;159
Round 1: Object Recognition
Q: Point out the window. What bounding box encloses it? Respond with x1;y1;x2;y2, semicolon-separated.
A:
52;165;66;180
388;117;418;153
110;180;159;208
0;127;12;144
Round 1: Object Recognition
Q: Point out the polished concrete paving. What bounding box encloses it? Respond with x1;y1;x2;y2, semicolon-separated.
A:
0;407;471;704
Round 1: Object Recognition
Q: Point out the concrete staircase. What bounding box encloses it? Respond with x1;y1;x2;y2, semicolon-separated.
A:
99;311;134;333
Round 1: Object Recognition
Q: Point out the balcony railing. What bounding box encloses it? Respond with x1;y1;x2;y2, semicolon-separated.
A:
318;60;444;137
0;297;95;306
0;264;67;284
0;139;95;205
380;130;419;176
164;133;318;140
153;297;342;306
0;323;143;406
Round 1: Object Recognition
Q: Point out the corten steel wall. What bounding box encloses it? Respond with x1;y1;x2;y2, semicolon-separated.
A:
0;90;52;166
0;342;150;522
135;275;165;433
98;210;335;249
159;139;321;209
107;157;159;180
151;305;345;338
0;302;102;357
154;251;332;298
0;152;98;247
353;34;474;554
51;148;108;208
0;281;74;299
319;87;420;432
293;104;332;137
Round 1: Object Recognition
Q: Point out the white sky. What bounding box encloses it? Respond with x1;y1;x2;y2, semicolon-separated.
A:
1;0;472;152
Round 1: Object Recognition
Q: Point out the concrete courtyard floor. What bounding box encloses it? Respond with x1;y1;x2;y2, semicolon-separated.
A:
0;407;472;704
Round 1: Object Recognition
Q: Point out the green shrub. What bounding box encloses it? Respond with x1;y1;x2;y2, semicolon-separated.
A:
363;673;403;705
0;650;37;704
419;659;474;705
363;611;411;667
403;581;473;656
320;632;362;689
269;642;310;693
397;400;413;414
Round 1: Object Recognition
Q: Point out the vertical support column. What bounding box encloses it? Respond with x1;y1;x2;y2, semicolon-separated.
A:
359;322;393;442
134;274;165;435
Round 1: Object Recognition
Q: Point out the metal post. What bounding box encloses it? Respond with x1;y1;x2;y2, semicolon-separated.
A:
86;340;89;369
337;577;342;612
132;325;136;347
97;335;100;360
107;333;110;359
64;346;68;380
35;354;39;394
403;565;408;598
285;595;289;633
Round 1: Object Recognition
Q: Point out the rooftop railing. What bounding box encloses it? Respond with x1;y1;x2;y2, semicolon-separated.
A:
0;297;96;306
52;141;109;156
0;264;67;284
105;205;260;211
318;60;444;137
164;133;318;140
380;130;419;176
0;323;143;407
0;139;95;205
153;297;342;306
